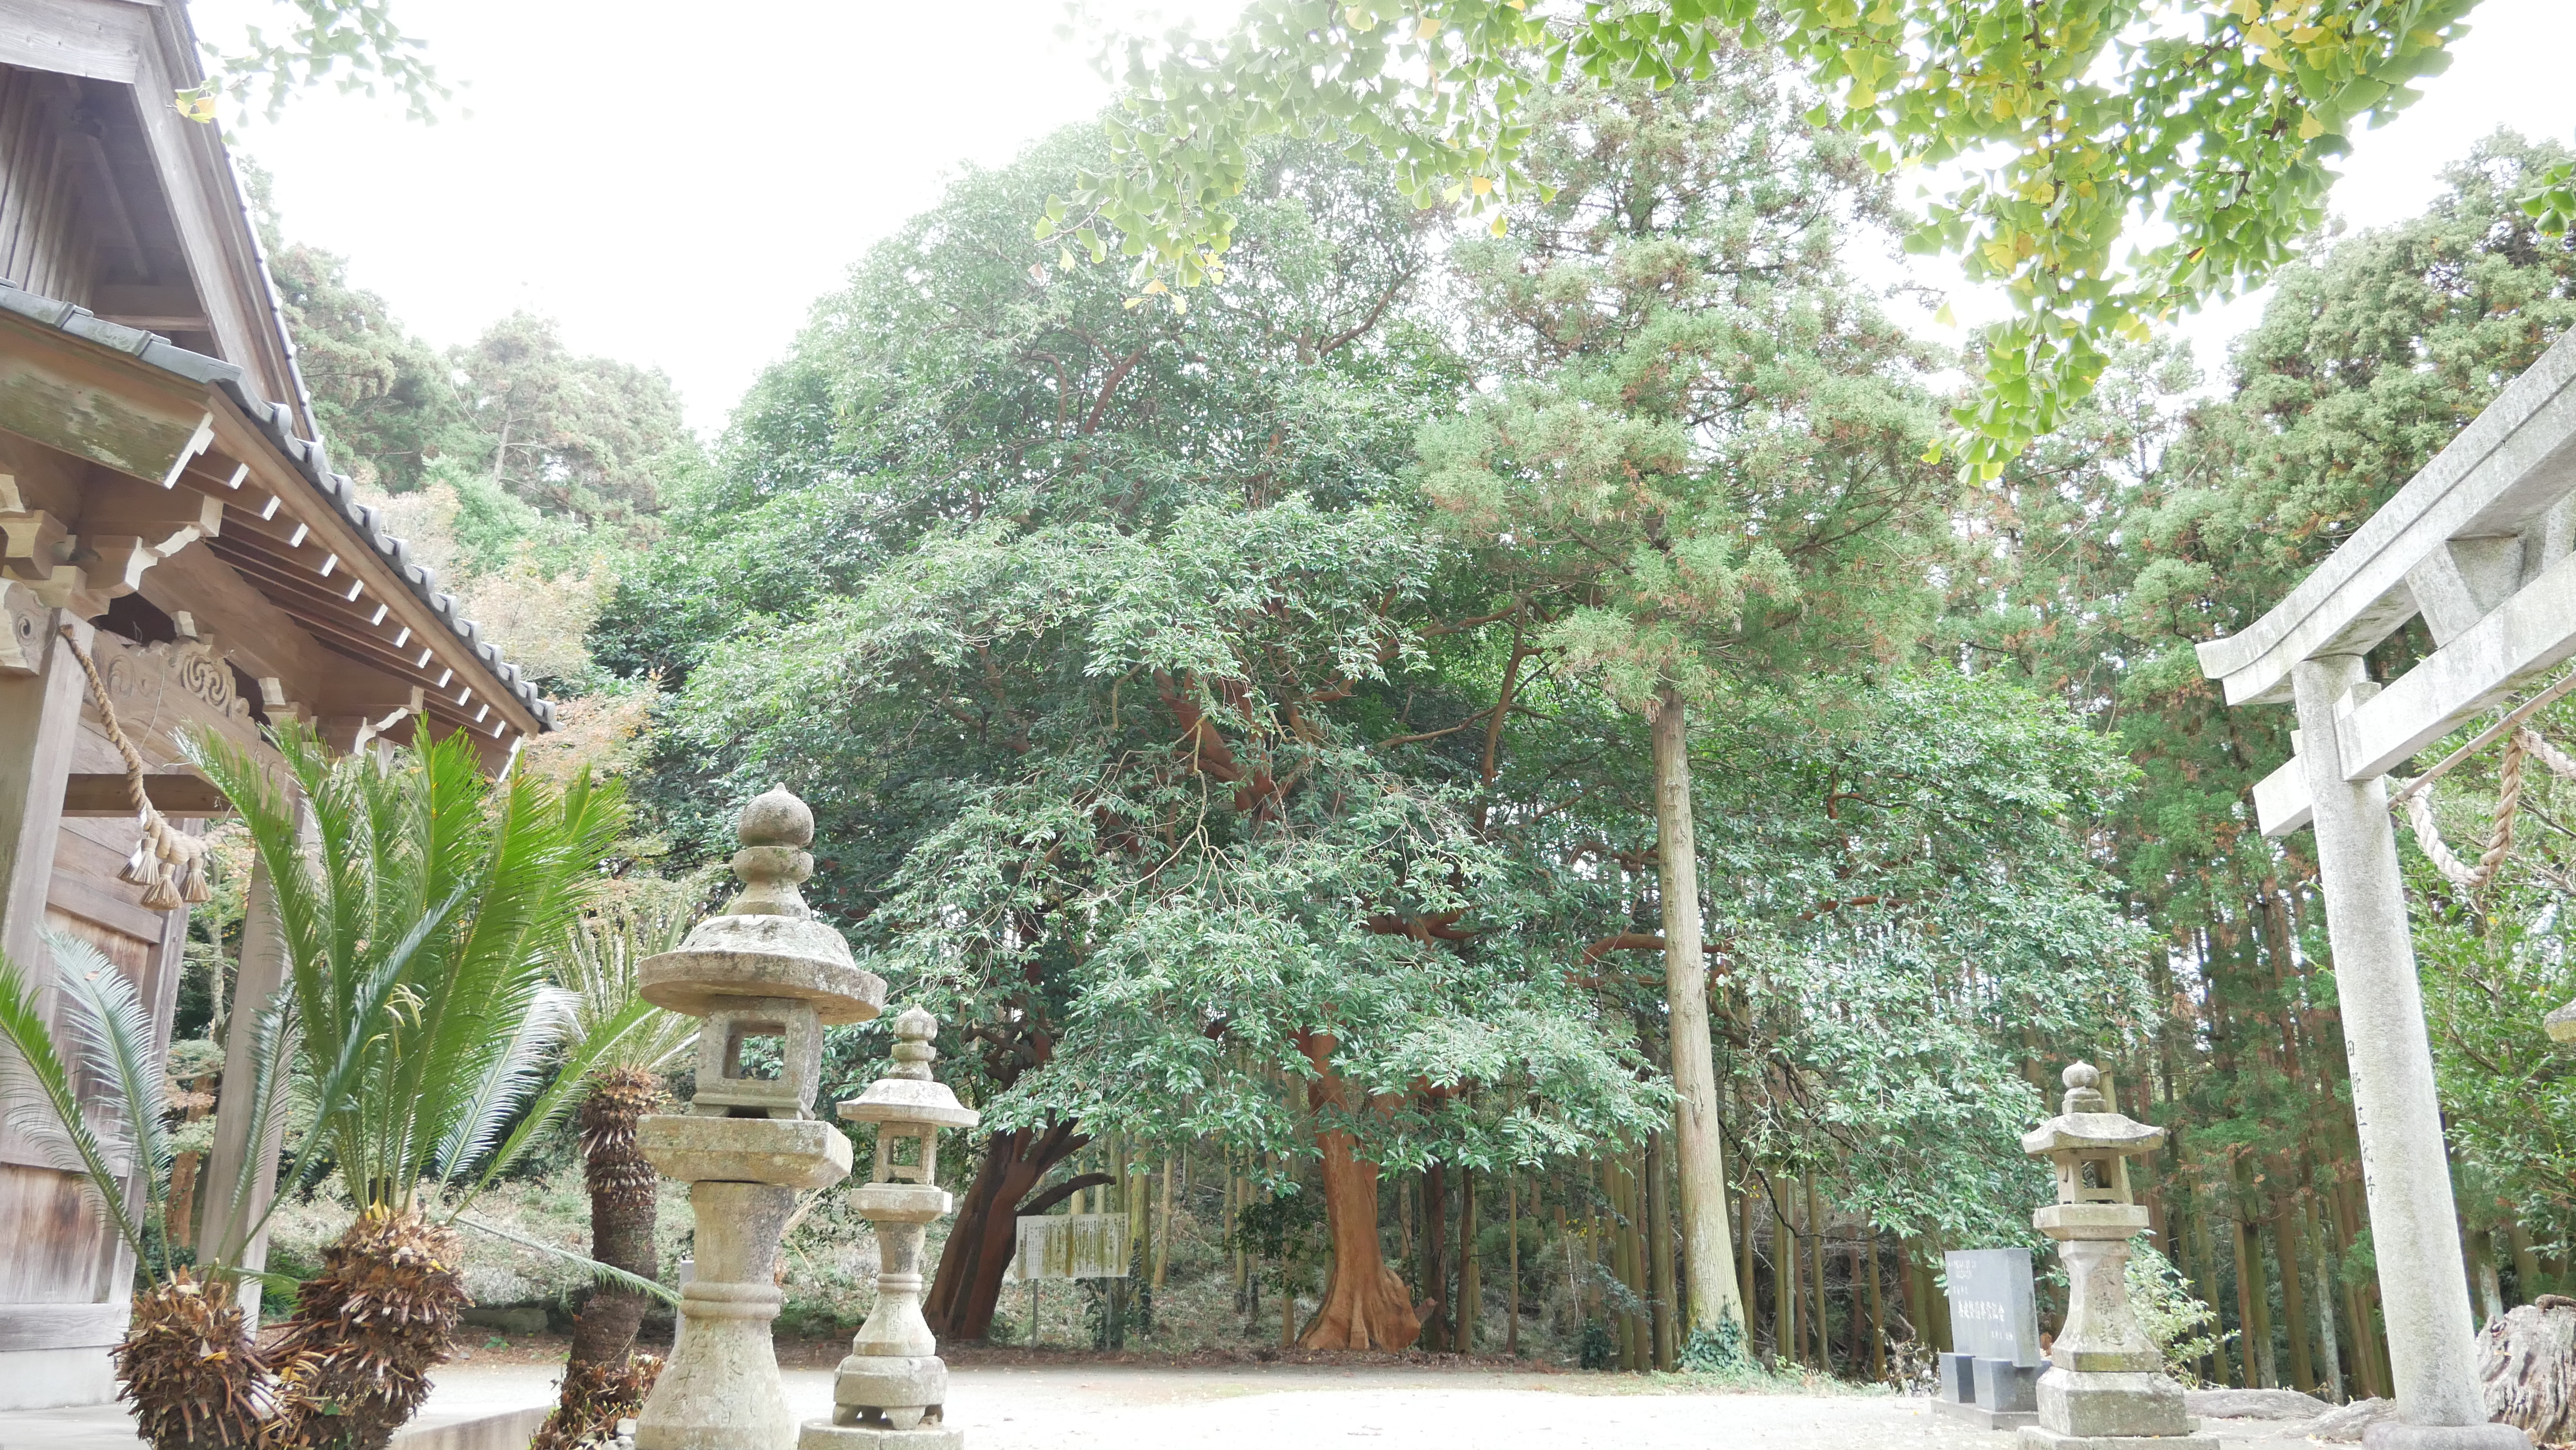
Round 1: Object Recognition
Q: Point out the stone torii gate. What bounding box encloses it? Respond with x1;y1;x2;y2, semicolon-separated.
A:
2196;329;2576;1449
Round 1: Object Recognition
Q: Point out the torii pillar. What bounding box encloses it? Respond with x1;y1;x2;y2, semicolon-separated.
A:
2196;331;2576;1450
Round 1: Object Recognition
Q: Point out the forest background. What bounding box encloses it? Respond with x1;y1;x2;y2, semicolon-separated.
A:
173;45;2576;1397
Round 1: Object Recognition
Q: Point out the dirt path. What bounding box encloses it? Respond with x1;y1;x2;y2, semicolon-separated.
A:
429;1359;2324;1450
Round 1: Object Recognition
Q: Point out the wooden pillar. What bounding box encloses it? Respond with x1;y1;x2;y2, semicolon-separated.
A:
0;607;85;994
196;857;288;1312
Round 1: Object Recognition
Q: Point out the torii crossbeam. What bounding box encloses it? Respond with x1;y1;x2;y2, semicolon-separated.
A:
2197;329;2576;1449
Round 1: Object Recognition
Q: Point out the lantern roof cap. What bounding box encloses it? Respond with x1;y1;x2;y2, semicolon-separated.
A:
2022;1114;2165;1158
838;1007;981;1128
2021;1063;2163;1159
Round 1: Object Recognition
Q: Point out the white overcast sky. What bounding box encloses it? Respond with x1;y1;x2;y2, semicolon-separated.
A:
194;0;2576;433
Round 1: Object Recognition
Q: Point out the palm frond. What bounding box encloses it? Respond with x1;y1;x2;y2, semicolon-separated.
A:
456;993;665;1208
557;896;700;1073
205;990;298;1269
0;949;149;1264
183;722;627;1220
432;986;575;1186
46;931;173;1263
455;1214;679;1306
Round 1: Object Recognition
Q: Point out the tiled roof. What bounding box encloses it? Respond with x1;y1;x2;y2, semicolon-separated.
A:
0;277;555;730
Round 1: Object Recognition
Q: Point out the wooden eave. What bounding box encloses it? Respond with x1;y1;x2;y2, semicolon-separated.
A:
0;287;553;746
0;0;312;419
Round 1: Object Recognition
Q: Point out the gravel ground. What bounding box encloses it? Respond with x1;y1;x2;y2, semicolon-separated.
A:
426;1358;2327;1450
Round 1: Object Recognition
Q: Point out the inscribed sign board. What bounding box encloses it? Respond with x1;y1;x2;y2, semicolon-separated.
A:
1944;1247;2041;1367
1009;1213;1130;1281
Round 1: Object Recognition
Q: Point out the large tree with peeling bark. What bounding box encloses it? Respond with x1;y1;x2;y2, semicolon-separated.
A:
635;123;1504;1342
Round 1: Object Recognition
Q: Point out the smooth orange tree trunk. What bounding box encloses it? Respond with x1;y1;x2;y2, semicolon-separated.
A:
1295;1031;1422;1351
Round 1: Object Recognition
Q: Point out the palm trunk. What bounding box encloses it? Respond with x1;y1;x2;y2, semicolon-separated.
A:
1649;686;1745;1341
568;1066;661;1368
268;1208;466;1450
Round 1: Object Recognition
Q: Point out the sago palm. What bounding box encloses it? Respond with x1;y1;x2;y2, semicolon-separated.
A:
533;894;700;1450
183;723;646;1450
0;934;273;1450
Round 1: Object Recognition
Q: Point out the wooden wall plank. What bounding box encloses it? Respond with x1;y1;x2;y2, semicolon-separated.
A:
0;2;145;85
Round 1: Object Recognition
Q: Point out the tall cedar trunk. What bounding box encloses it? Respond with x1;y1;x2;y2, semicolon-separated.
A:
1422;1160;1451;1350
924;1121;1085;1340
1459;1166;1480;1352
1649;686;1745;1337
1294;1033;1422;1351
568;1066;662;1368
1774;1176;1797;1364
1807;1177;1830;1371
2275;1184;2315;1392
1867;1236;1887;1380
1506;1171;1521;1356
1846;1238;1865;1371
1154;1156;1173;1290
1613;1156;1643;1370
2512;1220;2543;1302
2312;1198;2347;1402
2192;1191;2225;1385
1646;1131;1676;1370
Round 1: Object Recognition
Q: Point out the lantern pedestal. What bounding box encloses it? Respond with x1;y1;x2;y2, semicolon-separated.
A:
2018;1066;2222;1450
629;786;887;1450
800;1010;978;1450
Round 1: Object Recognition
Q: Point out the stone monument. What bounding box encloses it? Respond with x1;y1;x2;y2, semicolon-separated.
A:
633;786;887;1450
802;1007;979;1450
2018;1062;2219;1450
1936;1247;2044;1428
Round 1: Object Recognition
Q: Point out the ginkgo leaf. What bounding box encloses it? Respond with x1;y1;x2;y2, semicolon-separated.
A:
2297;111;2324;140
1934;301;1957;327
1469;176;1493;195
174;89;218;123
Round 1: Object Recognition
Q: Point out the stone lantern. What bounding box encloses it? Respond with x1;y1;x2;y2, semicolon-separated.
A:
2018;1062;2219;1450
802;1007;979;1450
633;786;886;1450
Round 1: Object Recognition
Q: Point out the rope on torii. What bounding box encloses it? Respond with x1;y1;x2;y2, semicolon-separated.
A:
2395;725;2576;896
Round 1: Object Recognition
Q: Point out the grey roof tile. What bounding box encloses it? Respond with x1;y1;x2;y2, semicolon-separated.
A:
1;276;555;731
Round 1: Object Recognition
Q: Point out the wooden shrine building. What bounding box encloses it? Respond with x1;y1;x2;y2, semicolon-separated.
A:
0;0;555;1409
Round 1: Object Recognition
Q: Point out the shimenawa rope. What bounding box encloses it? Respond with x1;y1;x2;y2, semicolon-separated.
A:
57;625;211;910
